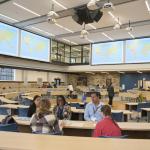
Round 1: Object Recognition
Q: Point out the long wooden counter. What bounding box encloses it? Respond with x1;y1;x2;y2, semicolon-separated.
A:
0;116;150;138
0;132;150;150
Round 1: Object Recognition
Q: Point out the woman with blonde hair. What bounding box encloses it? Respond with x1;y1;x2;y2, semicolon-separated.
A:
30;98;62;135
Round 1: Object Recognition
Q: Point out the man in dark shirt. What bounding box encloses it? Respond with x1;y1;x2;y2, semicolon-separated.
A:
107;83;114;106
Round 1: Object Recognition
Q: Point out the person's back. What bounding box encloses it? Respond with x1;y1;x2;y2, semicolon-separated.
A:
93;117;121;137
30;99;61;134
30;112;60;134
93;105;121;137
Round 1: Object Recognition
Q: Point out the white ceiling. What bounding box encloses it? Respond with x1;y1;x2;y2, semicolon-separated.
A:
0;0;150;45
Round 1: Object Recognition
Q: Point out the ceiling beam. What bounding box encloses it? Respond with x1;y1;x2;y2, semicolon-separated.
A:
0;0;12;5
14;0;139;27
55;19;150;38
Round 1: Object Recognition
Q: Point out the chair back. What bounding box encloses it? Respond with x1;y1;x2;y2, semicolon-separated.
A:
0;107;9;115
111;112;123;122
0;123;18;132
137;102;150;112
18;107;29;117
99;135;128;138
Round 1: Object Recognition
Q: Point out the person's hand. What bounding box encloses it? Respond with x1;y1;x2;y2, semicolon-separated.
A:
59;120;65;130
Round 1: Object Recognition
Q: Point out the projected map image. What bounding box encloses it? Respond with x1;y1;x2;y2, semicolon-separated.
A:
126;38;150;63
20;31;50;62
92;41;123;65
0;23;18;56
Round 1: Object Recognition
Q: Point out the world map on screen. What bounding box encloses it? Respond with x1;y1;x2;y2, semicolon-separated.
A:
126;38;150;63
92;41;123;65
20;31;50;61
0;23;18;56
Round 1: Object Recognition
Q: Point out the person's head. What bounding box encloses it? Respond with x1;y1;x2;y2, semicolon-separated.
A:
91;92;100;104
33;95;41;107
57;95;66;106
100;105;111;118
37;98;51;114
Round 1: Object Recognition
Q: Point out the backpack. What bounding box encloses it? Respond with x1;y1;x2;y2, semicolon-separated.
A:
1;115;16;124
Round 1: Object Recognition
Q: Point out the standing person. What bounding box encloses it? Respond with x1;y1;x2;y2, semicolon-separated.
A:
107;82;115;106
68;83;74;97
53;95;71;120
27;95;41;117
30;99;63;134
84;92;104;122
93;105;121;137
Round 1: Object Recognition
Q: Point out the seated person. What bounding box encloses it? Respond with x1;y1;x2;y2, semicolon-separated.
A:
84;92;103;122
93;105;122;137
27;95;41;117
53;95;71;120
47;83;52;88
30;99;62;134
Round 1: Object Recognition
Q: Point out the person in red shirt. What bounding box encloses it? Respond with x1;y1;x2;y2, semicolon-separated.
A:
93;105;122;137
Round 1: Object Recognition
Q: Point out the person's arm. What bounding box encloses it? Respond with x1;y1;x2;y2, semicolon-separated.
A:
46;115;62;135
84;105;91;121
63;105;71;120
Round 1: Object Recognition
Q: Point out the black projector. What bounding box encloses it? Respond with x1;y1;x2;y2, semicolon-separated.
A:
72;5;103;25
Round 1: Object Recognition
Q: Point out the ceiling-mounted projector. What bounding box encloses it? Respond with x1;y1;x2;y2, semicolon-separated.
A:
126;26;133;31
80;29;89;39
103;1;114;11
47;3;59;23
87;0;100;10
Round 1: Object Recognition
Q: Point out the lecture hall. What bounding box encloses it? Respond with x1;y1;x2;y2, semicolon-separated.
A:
0;0;150;150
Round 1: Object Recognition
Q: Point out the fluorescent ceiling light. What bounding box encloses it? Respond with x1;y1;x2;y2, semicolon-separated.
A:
52;0;67;10
63;38;70;43
72;48;81;51
31;27;55;36
84;47;90;50
108;11;122;25
118;71;125;74
0;13;19;22
145;0;150;12
85;72;95;75
86;38;94;43
55;23;74;33
101;72;109;74
71;41;78;45
63;38;78;45
13;2;41;16
137;71;143;74
128;32;135;38
102;32;114;41
88;24;97;29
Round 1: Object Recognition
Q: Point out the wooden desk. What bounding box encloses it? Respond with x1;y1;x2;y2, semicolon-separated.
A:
22;96;33;101
0;97;18;104
0;132;150;150
125;103;138;111
0;116;150;138
0;92;19;99
0;104;29;109
0;104;29;115
71;108;132;122
62;120;150;139
141;108;150;122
